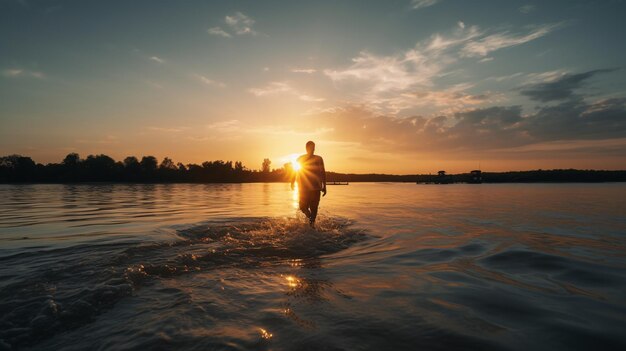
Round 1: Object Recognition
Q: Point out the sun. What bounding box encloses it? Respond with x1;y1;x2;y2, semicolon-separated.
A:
280;153;302;172
291;156;301;172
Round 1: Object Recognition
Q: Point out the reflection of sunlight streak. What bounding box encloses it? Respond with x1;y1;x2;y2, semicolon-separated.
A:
259;328;273;340
285;275;299;288
289;259;303;268
292;183;299;209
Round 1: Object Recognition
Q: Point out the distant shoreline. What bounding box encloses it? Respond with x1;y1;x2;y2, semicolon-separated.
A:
2;181;626;185
2;154;625;183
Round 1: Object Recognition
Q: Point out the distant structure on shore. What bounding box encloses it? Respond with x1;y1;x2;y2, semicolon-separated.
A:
434;170;453;184
418;169;481;184
468;170;482;184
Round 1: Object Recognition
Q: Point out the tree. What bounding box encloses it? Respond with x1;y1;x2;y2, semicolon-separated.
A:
234;161;244;172
159;157;176;170
0;155;37;181
140;156;158;173
123;156;139;168
62;153;81;167
262;158;271;173
83;154;116;181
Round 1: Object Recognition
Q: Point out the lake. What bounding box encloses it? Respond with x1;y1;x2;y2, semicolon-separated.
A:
1;183;625;350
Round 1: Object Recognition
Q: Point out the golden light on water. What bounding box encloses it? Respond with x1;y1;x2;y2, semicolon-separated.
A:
285;275;299;288
259;328;273;340
292;183;299;209
289;259;303;268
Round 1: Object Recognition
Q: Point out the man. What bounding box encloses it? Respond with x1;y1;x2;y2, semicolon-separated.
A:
291;141;326;227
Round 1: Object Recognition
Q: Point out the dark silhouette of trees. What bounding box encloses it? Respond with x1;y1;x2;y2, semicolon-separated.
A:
262;158;271;173
0;155;37;182
140;156;158;175
123;156;141;181
62;153;80;167
1;152;625;183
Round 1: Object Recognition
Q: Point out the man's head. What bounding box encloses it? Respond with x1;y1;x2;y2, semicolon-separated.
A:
305;141;315;156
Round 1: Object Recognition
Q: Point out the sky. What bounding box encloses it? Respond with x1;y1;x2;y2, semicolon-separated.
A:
1;0;626;174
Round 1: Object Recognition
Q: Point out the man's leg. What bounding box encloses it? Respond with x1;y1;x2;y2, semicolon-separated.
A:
298;191;311;219
308;190;321;226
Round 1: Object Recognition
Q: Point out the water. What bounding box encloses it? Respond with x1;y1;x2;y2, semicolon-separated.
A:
1;183;625;350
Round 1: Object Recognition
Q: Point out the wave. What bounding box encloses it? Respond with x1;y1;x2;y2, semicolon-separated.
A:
0;215;368;349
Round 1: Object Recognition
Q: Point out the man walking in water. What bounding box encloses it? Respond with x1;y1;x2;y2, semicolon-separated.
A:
291;141;327;227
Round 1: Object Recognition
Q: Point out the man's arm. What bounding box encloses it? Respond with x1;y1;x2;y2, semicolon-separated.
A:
320;157;327;196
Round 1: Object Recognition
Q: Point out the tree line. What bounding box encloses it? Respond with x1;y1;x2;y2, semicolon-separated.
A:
1;153;625;183
0;153;291;183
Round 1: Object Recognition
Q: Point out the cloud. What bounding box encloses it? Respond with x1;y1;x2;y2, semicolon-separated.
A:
520;69;617;102
208;27;232;38
194;74;226;87
411;0;440;10
3;68;44;79
249;82;292;96
297;70;626;155
209;12;258;38
364;83;494;115
249;81;324;102
149;56;165;63
225;12;257;35
206;120;241;133
324;49;440;93
291;68;317;74
461;24;559;57
487;72;524;82
521;70;568;85
523;97;626;141
322;22;557;114
478;57;494;63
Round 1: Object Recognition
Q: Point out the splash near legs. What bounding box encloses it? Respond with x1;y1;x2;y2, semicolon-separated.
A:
298;190;321;226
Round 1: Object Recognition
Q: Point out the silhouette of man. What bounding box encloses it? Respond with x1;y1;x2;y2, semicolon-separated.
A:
291;141;326;227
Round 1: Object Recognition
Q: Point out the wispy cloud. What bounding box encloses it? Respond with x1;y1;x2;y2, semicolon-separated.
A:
194;74;225;88
486;72;524;82
206;119;241;132
249;81;324;102
149;56;165;63
208;12;258;38
323;22;560;114
291;68;317;74
225;12;256;35
207;27;232;38
324;49;440;93
148;126;186;133
3;68;44;79
461;24;559;57
411;0;440;10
